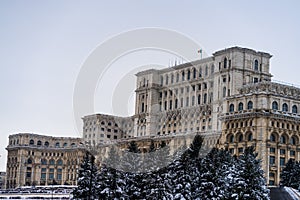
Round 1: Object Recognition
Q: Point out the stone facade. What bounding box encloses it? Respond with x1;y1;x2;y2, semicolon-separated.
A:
83;47;272;147
82;46;300;185
218;82;300;185
5;133;85;189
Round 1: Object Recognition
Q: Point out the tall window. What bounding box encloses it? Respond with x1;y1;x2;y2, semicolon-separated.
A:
187;70;191;80
269;156;275;165
282;103;288;112
247;101;253;110
193;68;197;79
176;73;179;82
211;64;215;74
247;133;253;141
171;74;174;84
272;101;278;110
160;76;163;86
224;58;227;69
292;105;298;114
229;104;234;112
203;93;207;104
175;99;178;109
182;71;185;81
198;95;201;105
205;65;208;76
238;102;243;111
254;59;259;71
223;87;226;98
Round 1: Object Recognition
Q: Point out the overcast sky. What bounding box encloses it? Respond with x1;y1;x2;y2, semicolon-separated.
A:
0;0;300;171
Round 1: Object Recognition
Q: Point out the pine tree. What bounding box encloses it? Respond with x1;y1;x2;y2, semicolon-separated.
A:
119;141;143;199
73;151;99;200
236;146;269;200
97;146;127;199
280;159;300;189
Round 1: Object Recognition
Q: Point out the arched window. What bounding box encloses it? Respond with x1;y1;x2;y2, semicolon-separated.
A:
108;122;112;126
37;140;42;146
290;136;297;145
280;135;286;144
229;104;234;112
55;142;60;148
41;159;47;165
238;102;244;111
247;133;253;141
29;139;34;145
165;75;169;85
282;103;288;112
71;143;76;147
224;57;227;69
247;101;253;110
270;134;276;142
187;70;191;80
63;142;68;147
27;158;32;164
223;87;226;98
238;134;243;142
57;159;63;165
44;141;49;147
292;105;297;114
229;135;234;143
254;60;259;71
101;121;105;125
272;101;278;110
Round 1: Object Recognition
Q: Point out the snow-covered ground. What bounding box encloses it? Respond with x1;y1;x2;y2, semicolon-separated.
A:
284;187;300;200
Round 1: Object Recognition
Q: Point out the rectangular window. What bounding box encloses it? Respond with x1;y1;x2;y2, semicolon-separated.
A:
269;156;275;165
270;147;275;153
229;148;234;154
41;173;46;180
290;150;296;156
269;172;275;177
280;157;285;166
280;149;286;155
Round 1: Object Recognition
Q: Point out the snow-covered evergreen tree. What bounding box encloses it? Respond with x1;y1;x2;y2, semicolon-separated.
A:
235;146;269;200
280;159;300;189
73;151;99;200
97;146;127;199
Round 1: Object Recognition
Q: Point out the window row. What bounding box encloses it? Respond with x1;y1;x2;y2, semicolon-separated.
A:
29;139;76;148
229;101;253;112
160;65;215;86
227;132;253;143
270;121;300;131
159;94;213;111
269;133;299;145
272;101;298;113
159;83;210;98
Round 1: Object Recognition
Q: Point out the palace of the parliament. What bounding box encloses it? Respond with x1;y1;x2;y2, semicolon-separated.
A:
5;46;300;188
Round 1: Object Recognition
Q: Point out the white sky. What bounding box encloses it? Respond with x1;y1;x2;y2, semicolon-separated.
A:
0;0;300;171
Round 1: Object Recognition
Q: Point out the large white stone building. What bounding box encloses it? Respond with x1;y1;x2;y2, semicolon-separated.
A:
82;46;299;185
